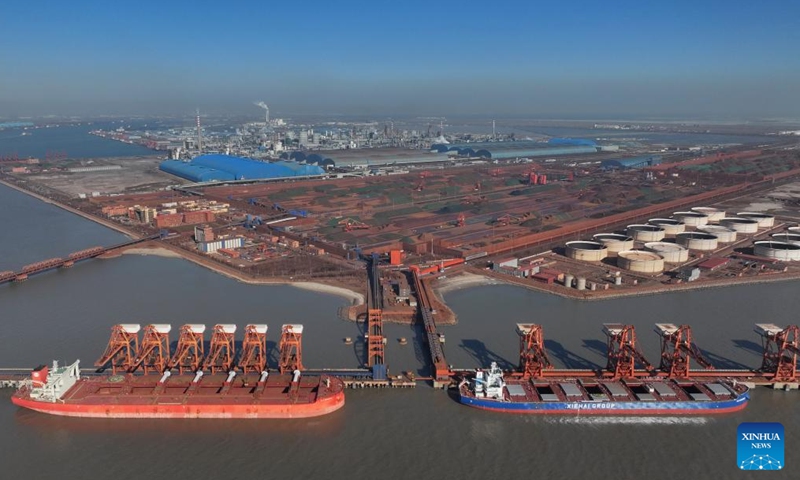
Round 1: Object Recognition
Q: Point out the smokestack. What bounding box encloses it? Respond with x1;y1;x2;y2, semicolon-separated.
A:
196;108;202;153
254;101;269;124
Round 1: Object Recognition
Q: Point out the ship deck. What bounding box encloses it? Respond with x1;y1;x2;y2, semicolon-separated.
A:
465;377;747;404
54;373;343;406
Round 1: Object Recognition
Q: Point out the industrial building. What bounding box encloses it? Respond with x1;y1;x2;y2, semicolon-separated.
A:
199;237;245;254
431;138;602;160
294;148;448;168
160;155;326;182
600;156;662;170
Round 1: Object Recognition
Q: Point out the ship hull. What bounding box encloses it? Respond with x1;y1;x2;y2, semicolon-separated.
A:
459;391;749;415
12;392;345;419
12;373;346;419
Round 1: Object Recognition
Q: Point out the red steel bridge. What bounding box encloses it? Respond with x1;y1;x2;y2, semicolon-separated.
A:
0;234;161;285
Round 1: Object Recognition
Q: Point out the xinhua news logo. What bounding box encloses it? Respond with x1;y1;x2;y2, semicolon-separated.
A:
737;423;784;471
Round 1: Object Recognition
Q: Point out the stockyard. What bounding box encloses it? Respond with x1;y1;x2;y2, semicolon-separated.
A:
5;148;800;302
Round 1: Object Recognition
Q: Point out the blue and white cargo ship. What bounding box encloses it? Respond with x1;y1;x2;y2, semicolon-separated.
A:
458;362;749;415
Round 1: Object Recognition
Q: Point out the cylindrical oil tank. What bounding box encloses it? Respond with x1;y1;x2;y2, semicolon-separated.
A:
564;274;575;288
772;233;800;246
691;207;726;223
676;232;718;251
754;241;800;261
644;242;689;263
592;233;634;253
737;212;775;228
697;225;737;243
565;241;608;262
648;218;685;236
576;277;586;290
720;217;759;234
626;224;666;242
614;276;622;286
672;211;709;227
617;250;664;273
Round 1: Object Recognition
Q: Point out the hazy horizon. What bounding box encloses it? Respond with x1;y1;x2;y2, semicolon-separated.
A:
1;1;798;120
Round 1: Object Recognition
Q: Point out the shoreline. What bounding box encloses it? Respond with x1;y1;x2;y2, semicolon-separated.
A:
440;267;800;302
0;178;139;239
4;175;798;306
121;243;365;305
0;178;365;305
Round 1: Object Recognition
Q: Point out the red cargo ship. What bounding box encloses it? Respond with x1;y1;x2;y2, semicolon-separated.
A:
12;323;345;419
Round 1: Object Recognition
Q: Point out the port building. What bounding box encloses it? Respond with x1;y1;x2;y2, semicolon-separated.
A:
430;138;601;160
600;156;662;170
160;155;325;182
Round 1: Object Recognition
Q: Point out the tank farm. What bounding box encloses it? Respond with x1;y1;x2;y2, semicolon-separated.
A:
4;148;800;417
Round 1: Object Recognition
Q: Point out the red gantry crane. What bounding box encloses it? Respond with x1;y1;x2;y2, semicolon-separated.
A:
603;323;653;379
367;309;385;368
279;324;304;374
238;324;268;374
517;324;552;378
168;324;206;374
95;324;140;374
203;324;237;373
756;324;800;382
655;323;714;378
130;324;171;374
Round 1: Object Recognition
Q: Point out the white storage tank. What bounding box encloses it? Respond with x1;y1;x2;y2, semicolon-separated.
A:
691;207;726;223
647;218;685;236
754;241;800;261
720;217;759;234
617;250;665;273
576;277;587;290
676;232;718;251
592;233;635;253
644;242;689;263
772;233;800;246
672;211;709;227
697;225;737;243
626;224;666;242
563;274;575;288
565;241;608;262
736;212;775;228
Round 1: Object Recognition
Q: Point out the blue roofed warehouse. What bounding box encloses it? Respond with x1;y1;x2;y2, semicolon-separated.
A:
159;154;326;183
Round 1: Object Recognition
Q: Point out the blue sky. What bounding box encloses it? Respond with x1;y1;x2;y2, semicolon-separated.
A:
1;1;798;118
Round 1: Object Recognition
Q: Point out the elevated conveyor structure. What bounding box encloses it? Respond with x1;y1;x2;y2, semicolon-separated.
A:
0;234;161;285
366;254;386;372
410;267;450;386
